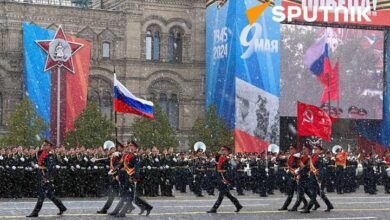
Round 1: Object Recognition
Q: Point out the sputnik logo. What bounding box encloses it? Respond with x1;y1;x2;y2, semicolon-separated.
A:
246;0;274;25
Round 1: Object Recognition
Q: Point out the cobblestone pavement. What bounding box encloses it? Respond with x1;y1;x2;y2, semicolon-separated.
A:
1;187;390;220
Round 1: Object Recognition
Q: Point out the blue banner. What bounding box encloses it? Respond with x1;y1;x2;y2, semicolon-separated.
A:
23;22;54;127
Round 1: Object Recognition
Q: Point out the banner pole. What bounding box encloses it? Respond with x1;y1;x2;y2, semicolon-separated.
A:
327;72;331;116
56;67;61;147
115;111;118;142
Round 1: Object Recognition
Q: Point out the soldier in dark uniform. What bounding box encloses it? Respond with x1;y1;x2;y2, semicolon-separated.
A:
257;152;268;197
267;152;276;195
176;152;190;193
97;142;123;214
26;140;67;217
204;153;217;196
110;141;153;217
383;150;390;194
301;144;334;213
192;148;206;197
323;151;335;192
0;148;6;197
279;145;305;210
160;148;176;197
363;152;378;194
235;154;246;196
150;146;161;197
289;143;316;212
207;146;243;213
276;151;288;194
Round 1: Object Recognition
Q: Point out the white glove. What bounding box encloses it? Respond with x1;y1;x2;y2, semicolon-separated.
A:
94;166;98;170
265;168;269;173
173;158;177;162
0;156;3;160
71;166;75;171
87;167;91;170
20;157;25;162
91;158;97;163
25;167;29;171
184;158;188;162
5;165;9;169
34;164;38;168
147;166;151;170
76;165;80;169
64;157;69;162
56;165;60;169
83;157;88;162
12;166;16;170
155;158;159;162
159;166;163;170
165;165;169;169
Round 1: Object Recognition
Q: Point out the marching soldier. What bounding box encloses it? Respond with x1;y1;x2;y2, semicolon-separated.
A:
110;141;153;217
301;144;334;213
26;140;67;217
97;141;123;214
207;146;243;214
279;145;305;211
289;143;316;212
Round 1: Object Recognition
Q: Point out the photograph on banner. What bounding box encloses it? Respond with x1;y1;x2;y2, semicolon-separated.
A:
279;24;384;120
235;78;279;153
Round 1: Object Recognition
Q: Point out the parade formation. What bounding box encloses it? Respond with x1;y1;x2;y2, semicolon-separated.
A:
1;140;389;217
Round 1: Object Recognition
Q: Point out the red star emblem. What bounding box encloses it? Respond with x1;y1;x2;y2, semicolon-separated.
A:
36;26;83;73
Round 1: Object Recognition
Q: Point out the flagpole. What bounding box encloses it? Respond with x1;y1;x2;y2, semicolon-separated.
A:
327;72;331;116
113;66;118;143
115;111;118;142
56;67;61;147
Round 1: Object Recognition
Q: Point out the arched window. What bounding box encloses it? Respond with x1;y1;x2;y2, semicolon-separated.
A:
159;93;168;113
145;25;160;61
168;27;183;63
145;31;152;60
102;42;110;58
88;90;101;106
88;77;113;120
101;91;112;119
168;94;179;129
149;79;180;129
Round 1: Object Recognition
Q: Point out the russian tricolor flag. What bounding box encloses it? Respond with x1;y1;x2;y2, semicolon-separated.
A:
114;75;154;119
303;33;332;85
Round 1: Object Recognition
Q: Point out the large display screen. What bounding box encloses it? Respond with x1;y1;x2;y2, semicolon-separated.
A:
280;24;384;120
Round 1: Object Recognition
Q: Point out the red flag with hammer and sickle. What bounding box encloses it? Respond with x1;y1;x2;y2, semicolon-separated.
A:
297;101;332;141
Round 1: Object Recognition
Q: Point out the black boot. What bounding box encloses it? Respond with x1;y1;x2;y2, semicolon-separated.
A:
207;208;217;213
235;204;243;213
301;200;315;213
146;207;153;216
115;202;133;218
279;196;292;211
109;199;125;216
26;212;39;218
322;195;334;212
